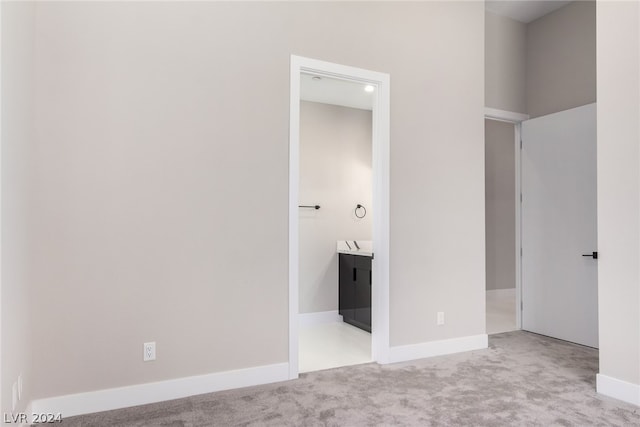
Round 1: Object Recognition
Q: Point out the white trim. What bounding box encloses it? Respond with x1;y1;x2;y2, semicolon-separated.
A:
288;57;301;379
371;62;392;365
29;363;289;420
484;107;529;123
298;311;342;328
386;334;488;364
514;123;523;330
0;1;3;415
485;111;526;331
596;374;640;406
289;55;391;378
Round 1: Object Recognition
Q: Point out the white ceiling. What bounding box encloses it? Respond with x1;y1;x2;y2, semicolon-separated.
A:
485;0;572;23
300;73;374;111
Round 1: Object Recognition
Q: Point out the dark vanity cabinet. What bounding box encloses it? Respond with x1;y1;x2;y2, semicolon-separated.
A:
339;253;372;332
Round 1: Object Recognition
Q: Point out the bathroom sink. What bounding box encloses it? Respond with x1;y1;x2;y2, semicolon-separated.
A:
336;240;373;257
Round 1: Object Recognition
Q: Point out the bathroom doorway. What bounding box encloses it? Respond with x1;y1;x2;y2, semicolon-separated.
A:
297;77;373;372
288;56;390;379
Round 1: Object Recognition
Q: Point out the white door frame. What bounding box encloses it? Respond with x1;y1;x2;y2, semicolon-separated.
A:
289;55;391;379
484;107;529;330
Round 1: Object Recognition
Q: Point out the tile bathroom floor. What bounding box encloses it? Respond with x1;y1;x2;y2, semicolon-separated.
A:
299;321;372;373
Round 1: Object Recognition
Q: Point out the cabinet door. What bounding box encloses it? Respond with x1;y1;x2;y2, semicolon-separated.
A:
338;254;355;320
354;256;372;330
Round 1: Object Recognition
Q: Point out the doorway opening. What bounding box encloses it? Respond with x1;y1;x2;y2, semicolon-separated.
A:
484;108;527;335
298;77;373;372
484;105;599;348
485;118;519;334
288;56;390;379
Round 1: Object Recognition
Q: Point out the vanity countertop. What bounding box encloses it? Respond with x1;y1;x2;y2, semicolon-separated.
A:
337;240;373;257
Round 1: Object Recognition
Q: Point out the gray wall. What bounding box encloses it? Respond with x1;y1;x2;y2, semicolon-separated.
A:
485;1;596;118
485;11;527;114
28;2;485;399
299;101;372;314
483;1;596;299
484;120;515;291
526;1;596;118
1;1;35;415
596;0;640;391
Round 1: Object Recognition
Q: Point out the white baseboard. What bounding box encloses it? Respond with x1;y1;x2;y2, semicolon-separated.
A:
2;399;34;426
597;373;640;406
484;107;529;123
387;334;488;364
29;362;289;419
299;310;342;328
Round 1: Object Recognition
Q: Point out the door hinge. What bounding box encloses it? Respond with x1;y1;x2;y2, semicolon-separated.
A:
520;247;523;257
520;139;523;149
520;193;523;203
521;301;523;310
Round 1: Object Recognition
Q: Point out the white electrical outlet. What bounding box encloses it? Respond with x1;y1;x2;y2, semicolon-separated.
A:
18;374;22;401
143;342;156;361
12;382;17;411
437;311;445;326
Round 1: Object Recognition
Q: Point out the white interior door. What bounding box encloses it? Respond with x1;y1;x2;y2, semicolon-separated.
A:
521;103;598;348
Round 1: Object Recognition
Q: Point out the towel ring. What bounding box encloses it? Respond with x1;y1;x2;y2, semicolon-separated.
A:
355;204;367;219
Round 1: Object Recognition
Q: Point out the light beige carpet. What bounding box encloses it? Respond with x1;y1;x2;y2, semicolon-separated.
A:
58;331;640;426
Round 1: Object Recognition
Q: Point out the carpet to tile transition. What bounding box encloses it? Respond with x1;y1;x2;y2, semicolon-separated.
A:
56;331;640;426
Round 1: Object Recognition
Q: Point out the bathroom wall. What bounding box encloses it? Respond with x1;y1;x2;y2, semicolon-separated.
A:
484;119;515;290
299;101;372;314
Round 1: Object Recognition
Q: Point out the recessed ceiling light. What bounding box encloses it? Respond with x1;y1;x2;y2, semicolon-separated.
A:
312;76;322;81
364;85;375;93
